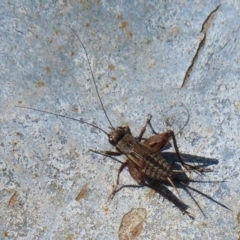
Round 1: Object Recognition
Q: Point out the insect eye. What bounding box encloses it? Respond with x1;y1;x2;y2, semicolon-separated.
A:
109;137;115;143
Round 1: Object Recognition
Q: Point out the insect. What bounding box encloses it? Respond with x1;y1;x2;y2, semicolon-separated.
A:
17;25;229;219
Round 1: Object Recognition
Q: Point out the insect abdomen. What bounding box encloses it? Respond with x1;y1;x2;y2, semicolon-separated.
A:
143;154;174;181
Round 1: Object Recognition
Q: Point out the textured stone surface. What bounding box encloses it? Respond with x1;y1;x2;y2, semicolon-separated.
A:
1;1;239;239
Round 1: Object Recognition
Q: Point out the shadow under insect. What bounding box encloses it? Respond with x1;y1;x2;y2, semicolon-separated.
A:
111;151;229;219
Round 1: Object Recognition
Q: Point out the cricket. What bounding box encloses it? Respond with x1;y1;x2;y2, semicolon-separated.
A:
16;25;230;219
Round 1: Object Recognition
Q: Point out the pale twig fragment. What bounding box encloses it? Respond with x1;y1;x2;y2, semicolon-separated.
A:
75;183;88;201
118;208;147;240
8;192;17;207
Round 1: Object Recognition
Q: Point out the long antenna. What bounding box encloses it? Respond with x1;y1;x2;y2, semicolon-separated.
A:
15;106;109;136
64;24;115;129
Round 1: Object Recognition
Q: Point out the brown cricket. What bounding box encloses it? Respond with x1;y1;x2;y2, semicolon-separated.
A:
17;25;229;219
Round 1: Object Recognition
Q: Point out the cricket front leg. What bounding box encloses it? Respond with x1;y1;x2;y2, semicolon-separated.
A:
138;114;152;142
89;149;124;164
90;149;123;156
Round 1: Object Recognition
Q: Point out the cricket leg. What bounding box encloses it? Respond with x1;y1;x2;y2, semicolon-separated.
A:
116;161;129;185
167;177;183;202
89;149;122;156
90;149;132;200
138;114;152;142
127;168;195;219
89;149;124;164
110;160;145;199
128;160;145;185
143;131;172;153
90;149;128;199
109;160;129;199
141;130;211;173
134;173;194;219
138;115;172;152
169;130;211;173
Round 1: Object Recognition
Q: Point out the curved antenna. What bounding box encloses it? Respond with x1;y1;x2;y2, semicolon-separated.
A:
164;102;190;136
15;106;109;136
175;102;190;136
63;24;115;129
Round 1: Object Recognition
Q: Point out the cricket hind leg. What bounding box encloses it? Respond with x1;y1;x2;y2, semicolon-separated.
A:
169;130;212;173
143;131;172;152
167;177;183;202
137;114;168;147
139;116;212;173
137;115;172;152
145;130;212;173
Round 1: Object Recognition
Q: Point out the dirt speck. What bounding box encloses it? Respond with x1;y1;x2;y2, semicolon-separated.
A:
55;29;60;35
3;231;9;237
201;222;207;227
146;39;152;44
8;192;17;207
108;64;115;71
103;206;109;212
45;66;52;73
237;211;240;223
120;21;128;29
72;106;79;113
126;31;133;39
37;80;45;87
